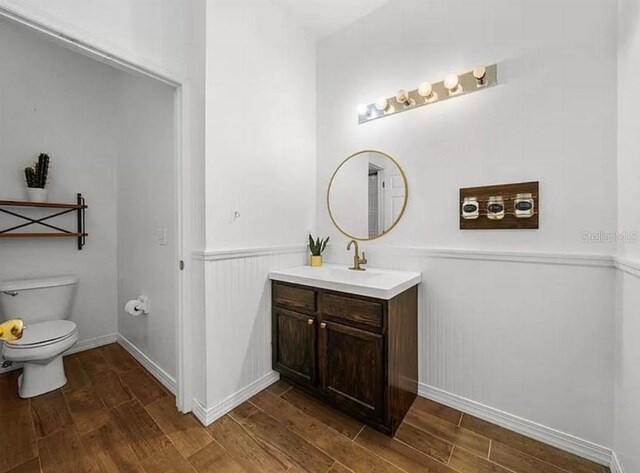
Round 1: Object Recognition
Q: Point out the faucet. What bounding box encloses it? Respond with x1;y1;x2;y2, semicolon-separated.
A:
347;240;367;271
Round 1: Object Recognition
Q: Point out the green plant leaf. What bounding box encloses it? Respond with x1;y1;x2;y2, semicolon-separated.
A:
321;236;329;253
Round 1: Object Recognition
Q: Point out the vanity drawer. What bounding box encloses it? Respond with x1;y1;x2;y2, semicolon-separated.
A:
273;282;317;312
322;293;383;330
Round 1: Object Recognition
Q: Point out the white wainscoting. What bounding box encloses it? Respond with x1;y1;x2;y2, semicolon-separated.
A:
612;265;640;473
197;243;620;465
324;245;617;459
199;246;306;424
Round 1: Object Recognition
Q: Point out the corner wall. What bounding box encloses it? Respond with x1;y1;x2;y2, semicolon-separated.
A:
615;0;640;471
202;0;316;413
317;0;617;451
115;73;177;382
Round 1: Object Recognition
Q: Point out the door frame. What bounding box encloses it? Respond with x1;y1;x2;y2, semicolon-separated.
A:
0;5;195;412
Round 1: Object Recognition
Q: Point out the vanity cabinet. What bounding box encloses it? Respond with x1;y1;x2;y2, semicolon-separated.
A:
272;281;418;436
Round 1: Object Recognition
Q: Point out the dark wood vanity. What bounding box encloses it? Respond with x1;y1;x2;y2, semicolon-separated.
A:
271;280;418;436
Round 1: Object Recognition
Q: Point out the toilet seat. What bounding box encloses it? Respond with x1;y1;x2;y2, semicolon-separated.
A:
6;320;77;349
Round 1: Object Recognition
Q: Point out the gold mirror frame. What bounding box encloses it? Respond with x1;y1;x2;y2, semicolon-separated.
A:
327;150;409;241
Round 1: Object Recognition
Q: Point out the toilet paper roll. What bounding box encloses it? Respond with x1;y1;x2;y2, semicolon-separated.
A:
125;299;143;317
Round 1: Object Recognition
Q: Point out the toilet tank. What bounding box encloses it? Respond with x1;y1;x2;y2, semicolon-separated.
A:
0;276;78;325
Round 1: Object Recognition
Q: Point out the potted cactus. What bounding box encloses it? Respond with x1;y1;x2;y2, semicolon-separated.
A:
24;153;50;202
308;234;330;267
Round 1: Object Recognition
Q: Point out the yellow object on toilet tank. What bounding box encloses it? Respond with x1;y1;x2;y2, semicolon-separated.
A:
0;319;24;342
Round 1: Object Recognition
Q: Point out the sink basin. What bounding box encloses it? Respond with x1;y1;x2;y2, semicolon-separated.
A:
269;263;421;300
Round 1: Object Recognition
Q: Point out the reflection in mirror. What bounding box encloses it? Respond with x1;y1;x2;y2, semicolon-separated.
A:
328;150;407;240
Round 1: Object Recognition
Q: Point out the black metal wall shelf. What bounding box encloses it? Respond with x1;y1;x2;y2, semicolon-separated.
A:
0;193;87;250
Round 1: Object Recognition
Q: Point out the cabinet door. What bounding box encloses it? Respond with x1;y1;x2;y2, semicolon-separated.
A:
273;308;316;387
320;321;384;421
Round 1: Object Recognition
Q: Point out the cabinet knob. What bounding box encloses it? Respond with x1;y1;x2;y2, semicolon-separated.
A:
307;319;314;325
320;323;327;329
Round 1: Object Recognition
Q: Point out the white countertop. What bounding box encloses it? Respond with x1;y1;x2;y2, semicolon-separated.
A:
269;264;421;300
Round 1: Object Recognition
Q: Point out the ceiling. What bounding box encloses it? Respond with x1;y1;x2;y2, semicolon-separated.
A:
272;0;394;40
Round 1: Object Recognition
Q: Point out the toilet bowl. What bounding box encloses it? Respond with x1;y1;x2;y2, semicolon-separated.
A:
0;276;78;398
3;320;78;398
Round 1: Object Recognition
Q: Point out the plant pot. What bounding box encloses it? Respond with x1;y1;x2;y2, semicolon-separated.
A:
27;188;47;203
310;255;323;267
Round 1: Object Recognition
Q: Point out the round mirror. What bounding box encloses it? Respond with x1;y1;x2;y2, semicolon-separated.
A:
327;150;408;240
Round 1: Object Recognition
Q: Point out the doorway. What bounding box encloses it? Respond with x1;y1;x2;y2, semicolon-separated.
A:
0;10;191;412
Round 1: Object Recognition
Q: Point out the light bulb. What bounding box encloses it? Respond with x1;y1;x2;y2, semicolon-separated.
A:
395;89;413;107
418;81;436;101
357;103;369;116
444;74;460;93
473;65;487;80
473;65;487;86
375;97;389;112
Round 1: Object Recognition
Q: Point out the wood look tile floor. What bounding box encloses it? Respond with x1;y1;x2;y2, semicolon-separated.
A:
0;346;611;473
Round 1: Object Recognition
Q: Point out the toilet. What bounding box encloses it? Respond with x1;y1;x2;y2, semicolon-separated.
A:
0;276;79;398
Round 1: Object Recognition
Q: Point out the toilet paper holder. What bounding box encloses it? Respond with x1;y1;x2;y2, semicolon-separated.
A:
125;296;150;316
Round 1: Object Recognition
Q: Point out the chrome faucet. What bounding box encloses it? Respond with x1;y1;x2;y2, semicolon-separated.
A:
347;240;367;271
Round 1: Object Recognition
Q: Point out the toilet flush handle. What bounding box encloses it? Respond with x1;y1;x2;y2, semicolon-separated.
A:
2;291;18;297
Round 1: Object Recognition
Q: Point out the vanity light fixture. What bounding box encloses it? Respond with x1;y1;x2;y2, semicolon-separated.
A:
375;97;389;112
358;64;498;124
444;73;461;95
473;65;487;86
396;89;414;107
418;81;437;102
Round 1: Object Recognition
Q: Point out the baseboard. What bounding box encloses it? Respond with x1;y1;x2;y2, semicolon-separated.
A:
610;451;625;473
191;371;280;426
117;334;176;395
418;383;613;466
191;398;210;426
0;333;118;374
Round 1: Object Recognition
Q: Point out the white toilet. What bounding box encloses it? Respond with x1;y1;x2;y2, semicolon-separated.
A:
0;276;79;398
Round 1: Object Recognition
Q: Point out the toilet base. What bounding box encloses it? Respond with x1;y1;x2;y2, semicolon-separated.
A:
18;355;67;398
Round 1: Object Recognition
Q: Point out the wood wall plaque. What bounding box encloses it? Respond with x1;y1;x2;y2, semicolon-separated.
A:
459;181;539;230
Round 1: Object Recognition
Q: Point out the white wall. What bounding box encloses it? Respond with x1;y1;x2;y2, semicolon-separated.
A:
116;74;177;379
202;0;316;411
317;0;617;448
0;18;120;349
205;0;316;250
615;0;640;471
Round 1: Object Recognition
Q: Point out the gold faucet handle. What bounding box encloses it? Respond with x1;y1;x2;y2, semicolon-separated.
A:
0;319;25;342
361;252;367;264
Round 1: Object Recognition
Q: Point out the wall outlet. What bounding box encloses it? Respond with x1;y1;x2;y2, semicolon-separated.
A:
157;228;167;246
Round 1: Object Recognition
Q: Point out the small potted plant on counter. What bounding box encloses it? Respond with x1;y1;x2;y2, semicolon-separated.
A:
24;153;50;202
308;234;330;267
